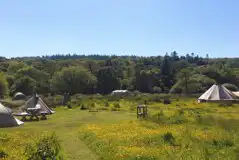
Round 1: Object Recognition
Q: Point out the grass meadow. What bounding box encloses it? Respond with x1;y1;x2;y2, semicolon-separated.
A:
0;94;239;159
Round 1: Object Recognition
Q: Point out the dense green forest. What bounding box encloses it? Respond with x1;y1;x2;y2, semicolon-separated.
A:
0;52;238;97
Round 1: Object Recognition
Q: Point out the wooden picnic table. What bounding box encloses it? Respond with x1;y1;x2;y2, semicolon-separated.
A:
13;111;48;121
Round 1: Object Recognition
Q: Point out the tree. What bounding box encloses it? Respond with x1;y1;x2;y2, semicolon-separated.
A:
16;66;50;93
121;79;132;90
7;61;26;74
97;67;120;94
223;83;238;91
198;66;221;83
170;78;202;94
0;72;9;97
160;55;173;92
51;66;97;94
206;54;209;59
171;73;215;94
220;64;233;77
17;66;49;81
190;74;215;90
42;60;60;78
0;62;8;72
135;70;153;92
177;68;192;93
5;74;15;88
124;66;135;78
171;51;179;61
191;52;195;58
111;58;125;79
0;52;238;96
135;69;160;93
10;76;36;96
83;60;100;74
173;60;190;72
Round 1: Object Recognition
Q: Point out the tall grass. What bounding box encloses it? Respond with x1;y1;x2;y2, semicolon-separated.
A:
25;133;63;160
0;132;63;160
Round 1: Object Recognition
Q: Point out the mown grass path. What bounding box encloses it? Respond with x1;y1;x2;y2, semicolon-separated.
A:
61;130;97;160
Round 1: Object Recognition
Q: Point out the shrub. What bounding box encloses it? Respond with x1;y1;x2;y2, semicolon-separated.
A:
148;110;187;125
168;115;187;124
104;101;109;107
163;99;171;105
90;102;96;108
25;133;62;160
0;150;8;158
177;109;184;116
111;107;118;111
80;104;88;110
162;132;176;146
71;99;79;107
150;95;161;103
130;105;135;111
157;110;167;122
111;103;120;111
66;101;72;109
223;83;238;91
212;139;234;148
132;90;140;96
106;95;121;101
113;103;120;109
146;110;165;124
54;95;64;105
153;86;162;93
41;94;63;108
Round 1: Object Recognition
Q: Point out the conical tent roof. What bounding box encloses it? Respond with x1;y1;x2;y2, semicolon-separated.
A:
24;94;54;114
198;84;239;101
0;103;23;127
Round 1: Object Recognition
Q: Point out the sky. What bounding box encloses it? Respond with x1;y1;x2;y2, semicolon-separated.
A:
0;0;238;58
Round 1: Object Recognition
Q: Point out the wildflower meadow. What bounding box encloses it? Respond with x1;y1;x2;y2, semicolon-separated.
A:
0;96;239;159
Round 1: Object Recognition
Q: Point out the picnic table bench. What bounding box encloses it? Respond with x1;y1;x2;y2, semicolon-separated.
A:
13;110;48;121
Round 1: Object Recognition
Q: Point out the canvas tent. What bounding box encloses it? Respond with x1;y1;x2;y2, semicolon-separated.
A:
24;93;54;115
232;91;239;98
198;84;239;102
13;92;27;100
0;103;23;127
111;90;129;95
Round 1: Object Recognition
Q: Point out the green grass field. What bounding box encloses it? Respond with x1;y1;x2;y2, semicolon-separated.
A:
0;98;239;160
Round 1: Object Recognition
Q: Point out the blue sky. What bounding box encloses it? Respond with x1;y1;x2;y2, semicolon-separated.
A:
0;0;238;58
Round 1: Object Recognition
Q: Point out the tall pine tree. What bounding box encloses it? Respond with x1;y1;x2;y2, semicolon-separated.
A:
160;54;173;92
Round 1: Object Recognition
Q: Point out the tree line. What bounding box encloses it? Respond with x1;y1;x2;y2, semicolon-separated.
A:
0;51;238;97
